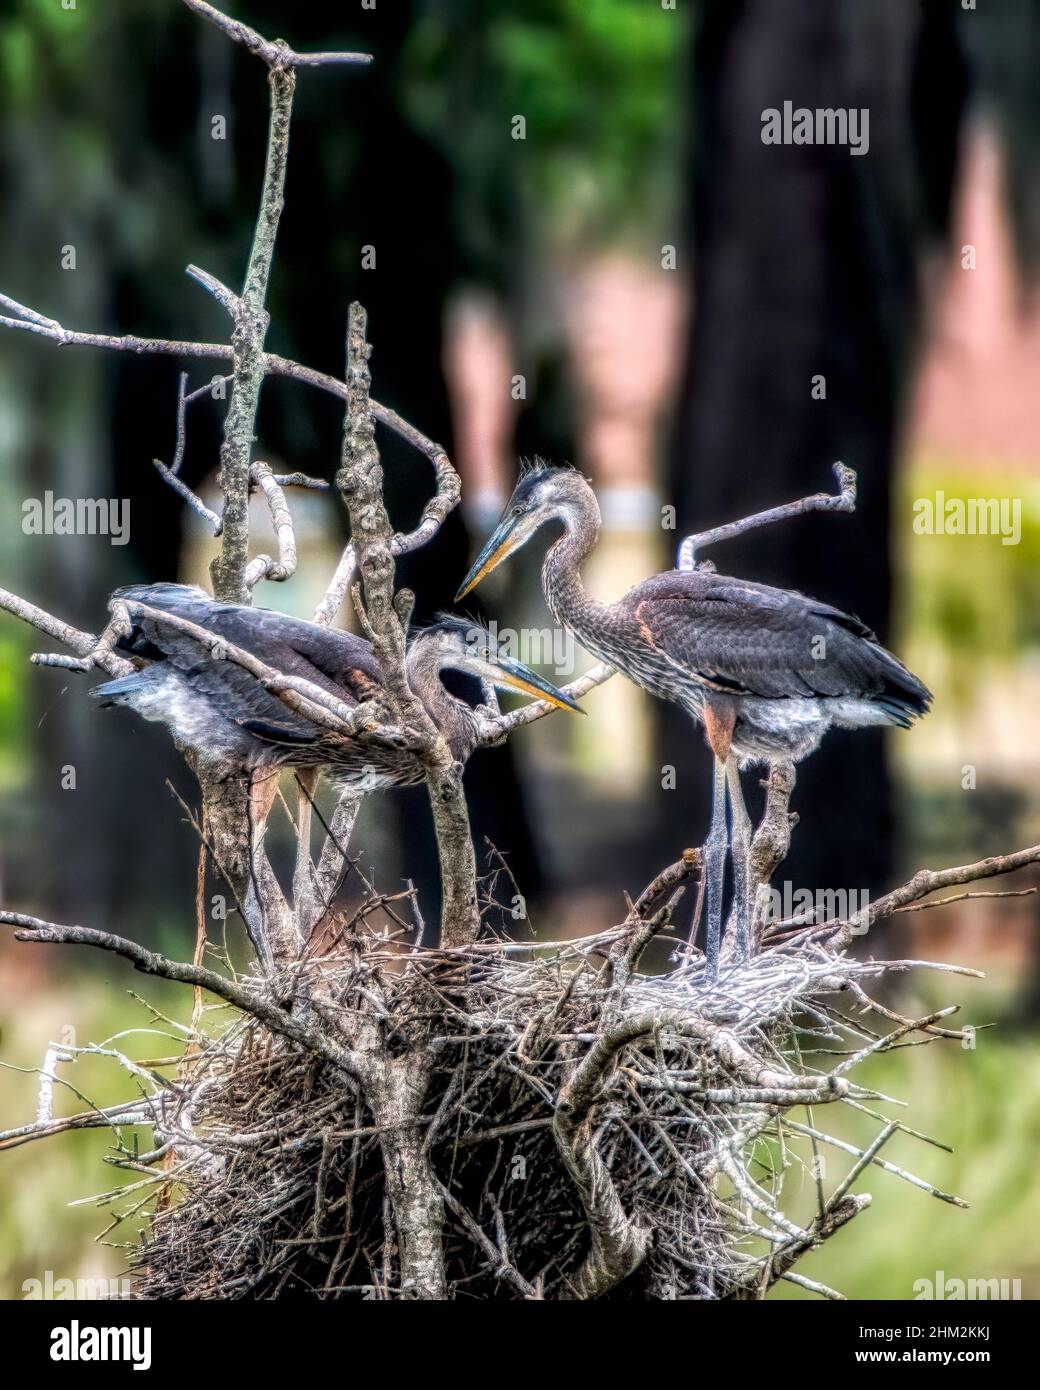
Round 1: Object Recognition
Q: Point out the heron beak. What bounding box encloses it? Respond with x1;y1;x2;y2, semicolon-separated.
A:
455;519;519;601
484;654;584;714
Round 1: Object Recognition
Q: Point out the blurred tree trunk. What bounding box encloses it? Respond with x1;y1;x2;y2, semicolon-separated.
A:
663;0;966;905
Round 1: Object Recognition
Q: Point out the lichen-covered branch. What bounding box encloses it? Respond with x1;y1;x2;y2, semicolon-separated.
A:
209;64;295;601
245;461;298;587
336;302;480;950
366;1058;448;1300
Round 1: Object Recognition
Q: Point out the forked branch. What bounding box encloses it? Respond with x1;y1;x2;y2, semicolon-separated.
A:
677;462;856;570
181;0;372;69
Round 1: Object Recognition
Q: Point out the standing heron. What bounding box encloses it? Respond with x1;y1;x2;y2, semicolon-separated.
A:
92;583;581;788
456;464;931;976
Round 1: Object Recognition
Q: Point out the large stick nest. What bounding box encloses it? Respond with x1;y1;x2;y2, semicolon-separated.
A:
128;927;965;1301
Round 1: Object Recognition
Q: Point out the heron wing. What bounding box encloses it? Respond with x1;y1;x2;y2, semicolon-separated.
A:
109;584;384;739
624;570;928;707
112;584;379;704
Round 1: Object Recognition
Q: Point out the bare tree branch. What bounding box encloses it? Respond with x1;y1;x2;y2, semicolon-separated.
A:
0;298;458;542
0;1100;153;1154
478;662;616;744
208;62;294;601
553;1018;651;1298
152;457;223;533
604;850;700;1013
826;843;1040;948
313;411;460;626
36;1044;74;1125
438;1180;537;1298
733;1195;871;1298
337;302;480;950
0;586;134;677
245;461;298;587
0;913;364;1080
181;0;372;69
677;462;856;570
171;371;190;474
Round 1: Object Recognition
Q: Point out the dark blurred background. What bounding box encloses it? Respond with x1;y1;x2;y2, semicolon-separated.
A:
1;0;1039;1299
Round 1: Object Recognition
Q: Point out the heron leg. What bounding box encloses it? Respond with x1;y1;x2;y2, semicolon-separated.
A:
725;757;752;962
702;755;728;979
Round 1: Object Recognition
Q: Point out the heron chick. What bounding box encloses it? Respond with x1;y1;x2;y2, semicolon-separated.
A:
93;583;581;790
456;463;932;976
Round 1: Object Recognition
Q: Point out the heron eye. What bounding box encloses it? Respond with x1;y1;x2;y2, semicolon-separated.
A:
511;506;524;517
482;647;491;659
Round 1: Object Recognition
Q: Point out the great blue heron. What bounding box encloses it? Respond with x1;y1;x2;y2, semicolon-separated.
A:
456;464;932;975
93;583;580;789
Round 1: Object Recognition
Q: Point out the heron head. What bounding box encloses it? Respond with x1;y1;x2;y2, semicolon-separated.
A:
454;463;593;600
416;616;583;713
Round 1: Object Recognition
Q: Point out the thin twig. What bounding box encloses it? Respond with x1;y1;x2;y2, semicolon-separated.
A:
153;458;222;533
245;461;298;587
181;0;372;69
1;912;364;1080
677;462;856;570
828;843;1040;947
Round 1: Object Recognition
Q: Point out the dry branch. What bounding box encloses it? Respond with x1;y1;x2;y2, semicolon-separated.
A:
208;60;294;602
0;296;462;577
336;303;480;951
245;461;298;587
826;843;1040;948
0;586;132;677
181;0;372;69
677;462;856;570
0;913;363;1079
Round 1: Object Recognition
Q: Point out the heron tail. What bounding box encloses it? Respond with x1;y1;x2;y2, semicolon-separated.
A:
91;673;149;707
873;652;933;727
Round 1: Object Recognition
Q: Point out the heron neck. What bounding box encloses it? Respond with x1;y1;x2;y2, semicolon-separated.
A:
542;504;607;638
408;659;479;761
